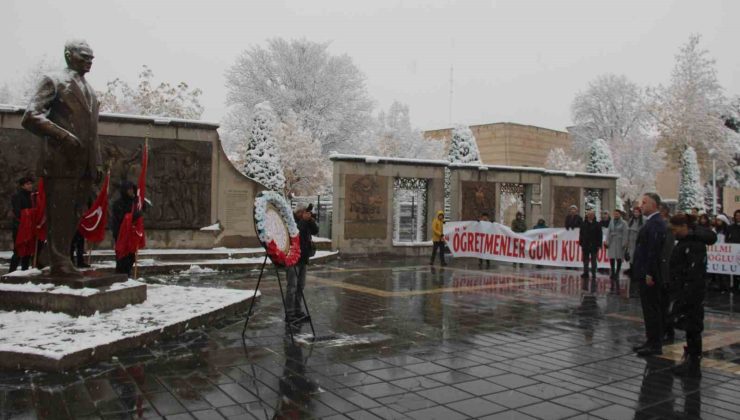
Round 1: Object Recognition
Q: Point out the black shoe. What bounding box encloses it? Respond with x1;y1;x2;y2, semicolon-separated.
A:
632;342;650;352
77;262;91;268
673;348;701;378
580;273;589;279
663;332;675;344
636;346;663;357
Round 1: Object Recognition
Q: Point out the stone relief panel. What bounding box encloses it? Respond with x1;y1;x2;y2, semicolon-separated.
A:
0;130;42;230
460;181;495;222
553;186;580;227
1;128;212;230
344;174;388;239
102;136;212;229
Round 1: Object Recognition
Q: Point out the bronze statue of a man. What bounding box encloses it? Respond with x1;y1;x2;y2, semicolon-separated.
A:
22;40;102;277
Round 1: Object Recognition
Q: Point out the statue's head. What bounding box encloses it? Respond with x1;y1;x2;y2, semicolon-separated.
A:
64;40;94;75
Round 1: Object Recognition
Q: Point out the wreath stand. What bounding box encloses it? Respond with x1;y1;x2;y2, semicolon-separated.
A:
241;256;316;344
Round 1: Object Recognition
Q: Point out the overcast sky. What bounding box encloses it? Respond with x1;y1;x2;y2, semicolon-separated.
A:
1;0;738;132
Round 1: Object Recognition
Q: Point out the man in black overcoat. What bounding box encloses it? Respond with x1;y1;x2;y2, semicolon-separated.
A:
631;193;668;356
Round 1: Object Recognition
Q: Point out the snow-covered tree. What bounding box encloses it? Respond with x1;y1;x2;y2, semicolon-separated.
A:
243;102;285;191
0;56;62;105
447;125;481;164
584;139;617;212
444;125;481;213
649;34;740;187
275;112;329;197
225;38;374;153
586;139;616;174
374;101;445;160
571;74;650;151
545;148;584;171
678;146;705;212
613;136;665;208
98;65;204;119
569;74;665;205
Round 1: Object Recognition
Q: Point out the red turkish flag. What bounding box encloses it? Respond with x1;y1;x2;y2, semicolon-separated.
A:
15;178;46;256
78;172;109;243
115;144;148;258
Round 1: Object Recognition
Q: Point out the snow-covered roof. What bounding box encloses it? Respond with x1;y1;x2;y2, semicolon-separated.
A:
329;153;449;166
448;162;546;173
330;153;620;178
0;103;219;129
544;169;620;179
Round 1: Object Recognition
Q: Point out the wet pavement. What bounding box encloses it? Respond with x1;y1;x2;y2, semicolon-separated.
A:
1;257;739;419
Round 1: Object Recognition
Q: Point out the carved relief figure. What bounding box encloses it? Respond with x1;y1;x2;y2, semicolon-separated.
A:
349;176;384;221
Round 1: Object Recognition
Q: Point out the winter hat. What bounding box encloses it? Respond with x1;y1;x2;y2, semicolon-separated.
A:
569;205;578;210
716;214;730;226
17;176;34;186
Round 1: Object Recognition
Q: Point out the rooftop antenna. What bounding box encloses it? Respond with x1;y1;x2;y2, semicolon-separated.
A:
449;65;454;126
448;37;455;127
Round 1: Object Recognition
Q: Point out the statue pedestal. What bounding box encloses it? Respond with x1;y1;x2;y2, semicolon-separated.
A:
0;271;146;316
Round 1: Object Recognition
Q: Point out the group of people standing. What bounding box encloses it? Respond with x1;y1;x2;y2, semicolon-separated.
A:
7;176;145;277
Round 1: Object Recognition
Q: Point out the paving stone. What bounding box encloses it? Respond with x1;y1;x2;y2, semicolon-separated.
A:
4;260;740;420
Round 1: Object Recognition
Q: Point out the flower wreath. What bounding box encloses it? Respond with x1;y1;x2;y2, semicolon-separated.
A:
253;191;301;267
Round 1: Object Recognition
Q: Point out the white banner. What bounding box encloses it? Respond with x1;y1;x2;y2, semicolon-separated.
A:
443;221;739;275
443;221;610;268
707;242;740;275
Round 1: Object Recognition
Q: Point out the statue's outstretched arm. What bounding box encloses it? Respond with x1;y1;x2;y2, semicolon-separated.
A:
22;76;71;142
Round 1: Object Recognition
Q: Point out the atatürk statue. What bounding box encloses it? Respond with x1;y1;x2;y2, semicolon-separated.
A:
22;40;102;277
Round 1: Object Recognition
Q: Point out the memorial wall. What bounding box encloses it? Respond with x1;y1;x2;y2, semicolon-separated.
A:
0;107;264;249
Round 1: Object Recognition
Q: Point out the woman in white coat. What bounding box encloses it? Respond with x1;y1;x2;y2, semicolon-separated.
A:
607;209;627;293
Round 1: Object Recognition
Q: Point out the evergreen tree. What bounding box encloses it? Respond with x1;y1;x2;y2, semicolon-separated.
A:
585;139;617;213
445;125;481;214
243;102;286;191
678;146;705;212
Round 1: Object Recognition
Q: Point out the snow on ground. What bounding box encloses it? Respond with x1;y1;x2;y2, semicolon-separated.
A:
200;223;222;231
0;279;144;297
392;240;433;247
88;250;339;270
313;236;331;243
294;332;391;348
0;285;258;360
177;265;217;275
2;268;43;277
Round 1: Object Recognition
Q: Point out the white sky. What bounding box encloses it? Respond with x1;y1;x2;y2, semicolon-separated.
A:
1;0;738;132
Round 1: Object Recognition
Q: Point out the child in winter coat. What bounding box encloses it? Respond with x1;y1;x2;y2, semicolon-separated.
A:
668;213;717;378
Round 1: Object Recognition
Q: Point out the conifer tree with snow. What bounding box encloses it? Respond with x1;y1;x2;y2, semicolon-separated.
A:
242;102;286;191
585;139;617;212
445;125;481;214
677;146;705;212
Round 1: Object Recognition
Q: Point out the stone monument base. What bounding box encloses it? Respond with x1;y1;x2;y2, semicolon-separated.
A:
0;270;145;316
0;270;128;289
0;281;146;316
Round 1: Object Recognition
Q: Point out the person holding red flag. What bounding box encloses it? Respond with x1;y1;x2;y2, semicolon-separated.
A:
113;144;147;277
9;176;35;272
73;171;110;268
111;182;141;276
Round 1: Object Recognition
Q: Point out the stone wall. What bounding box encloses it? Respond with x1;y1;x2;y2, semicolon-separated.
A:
425;122;571;168
0;106;263;249
331;155;617;255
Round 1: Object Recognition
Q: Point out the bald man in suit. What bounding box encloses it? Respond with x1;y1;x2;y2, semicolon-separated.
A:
22;40;102;277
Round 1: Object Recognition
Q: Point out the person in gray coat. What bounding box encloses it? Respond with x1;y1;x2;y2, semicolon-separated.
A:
606;209;627;293
625;206;643;297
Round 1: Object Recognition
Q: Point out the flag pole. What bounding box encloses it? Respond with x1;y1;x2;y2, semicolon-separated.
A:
32;240;39;269
133;250;139;279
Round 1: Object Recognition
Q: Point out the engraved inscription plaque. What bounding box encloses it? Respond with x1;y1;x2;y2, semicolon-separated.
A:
553;186;580;227
344;174;388;239
461;181;496;222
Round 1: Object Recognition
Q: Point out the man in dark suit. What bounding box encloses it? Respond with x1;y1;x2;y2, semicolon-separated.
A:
631;192;668;356
22;40;102;277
